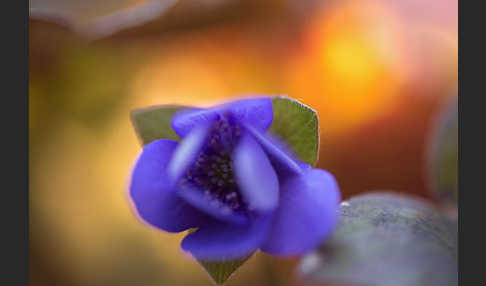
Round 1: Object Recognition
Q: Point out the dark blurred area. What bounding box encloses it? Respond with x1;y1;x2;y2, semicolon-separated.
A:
29;0;457;285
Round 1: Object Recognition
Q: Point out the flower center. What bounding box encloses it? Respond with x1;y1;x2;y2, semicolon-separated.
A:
180;117;248;213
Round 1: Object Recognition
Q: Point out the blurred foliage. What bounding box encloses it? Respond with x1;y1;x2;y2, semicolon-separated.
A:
30;0;457;285
297;192;457;286
426;96;458;208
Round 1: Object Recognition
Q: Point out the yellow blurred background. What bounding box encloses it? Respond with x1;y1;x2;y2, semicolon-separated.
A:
29;0;457;285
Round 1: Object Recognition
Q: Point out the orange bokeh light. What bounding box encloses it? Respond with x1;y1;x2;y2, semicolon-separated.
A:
285;1;406;136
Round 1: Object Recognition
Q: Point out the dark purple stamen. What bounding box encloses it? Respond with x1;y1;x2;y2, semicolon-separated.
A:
179;116;247;215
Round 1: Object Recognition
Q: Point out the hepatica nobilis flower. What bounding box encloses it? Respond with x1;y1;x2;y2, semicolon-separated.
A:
129;97;341;261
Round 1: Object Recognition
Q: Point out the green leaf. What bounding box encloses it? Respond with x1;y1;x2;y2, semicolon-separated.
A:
130;104;187;145
298;192;457;286
427;97;458;206
269;96;319;166
198;256;252;285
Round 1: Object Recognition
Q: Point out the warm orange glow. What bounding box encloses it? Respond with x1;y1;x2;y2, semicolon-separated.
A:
284;1;406;136
130;33;282;109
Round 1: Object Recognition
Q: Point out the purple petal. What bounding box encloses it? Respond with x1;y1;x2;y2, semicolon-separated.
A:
244;124;303;176
129;139;208;233
261;168;341;256
181;215;273;261
233;134;279;213
170;108;219;138
172;97;273;138
226;97;273;131
167;122;212;186
297;161;312;171
176;185;248;225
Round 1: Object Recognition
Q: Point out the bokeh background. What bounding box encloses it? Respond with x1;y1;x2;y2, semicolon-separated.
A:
29;0;458;285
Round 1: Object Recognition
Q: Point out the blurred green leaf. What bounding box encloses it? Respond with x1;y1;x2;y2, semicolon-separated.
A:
270;96;319;166
428;97;458;206
298;192;457;286
131;105;187;145
199;256;252;285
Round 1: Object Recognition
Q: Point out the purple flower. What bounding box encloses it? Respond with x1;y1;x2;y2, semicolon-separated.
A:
129;97;341;261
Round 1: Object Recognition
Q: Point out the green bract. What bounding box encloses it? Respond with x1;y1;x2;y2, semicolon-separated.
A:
131;104;186;144
269;96;319;166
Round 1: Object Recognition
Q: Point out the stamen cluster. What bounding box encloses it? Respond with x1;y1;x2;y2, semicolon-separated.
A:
180;118;247;214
